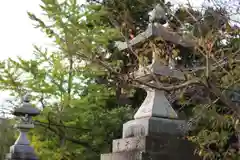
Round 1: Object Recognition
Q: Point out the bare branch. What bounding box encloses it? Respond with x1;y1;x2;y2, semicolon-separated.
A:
35;122;99;153
133;78;201;92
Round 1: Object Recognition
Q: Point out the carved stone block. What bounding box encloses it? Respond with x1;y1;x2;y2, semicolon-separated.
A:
112;137;145;153
102;135;201;160
122;117;187;138
112;135;196;153
134;88;178;119
115;23;195;51
101;151;142;160
102;148;200;160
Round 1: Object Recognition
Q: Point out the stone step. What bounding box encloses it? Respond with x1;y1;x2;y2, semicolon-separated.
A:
122;117;187;138
101;150;200;160
112;135;194;153
101;150;142;160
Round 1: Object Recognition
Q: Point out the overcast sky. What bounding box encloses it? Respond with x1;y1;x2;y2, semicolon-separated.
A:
0;0;238;116
0;0;46;60
0;0;207;60
0;0;86;116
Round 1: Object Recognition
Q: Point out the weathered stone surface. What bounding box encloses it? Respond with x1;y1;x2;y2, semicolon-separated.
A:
102;149;199;160
112;137;145;153
6;152;38;160
101;151;142;160
13;94;40;117
112;135;195;153
101;5;198;160
6;144;38;160
115;23;196;51
6;94;39;160
122;117;187;138
6;140;38;160
134;88;178;119
131;54;185;120
131;62;185;81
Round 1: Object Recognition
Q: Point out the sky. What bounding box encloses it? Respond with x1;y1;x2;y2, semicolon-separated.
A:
0;1;46;60
0;0;85;117
0;0;238;117
0;0;206;60
0;0;50;116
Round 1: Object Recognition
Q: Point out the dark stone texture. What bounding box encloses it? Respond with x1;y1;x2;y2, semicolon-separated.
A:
122;117;187;138
112;135;193;153
101;151;142;160
6;152;38;160
101;150;200;160
5;145;38;160
102;135;200;160
6;95;39;160
13;103;40;117
115;23;195;51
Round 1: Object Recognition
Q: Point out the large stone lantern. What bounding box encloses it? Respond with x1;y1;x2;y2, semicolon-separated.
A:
101;4;200;160
6;94;40;160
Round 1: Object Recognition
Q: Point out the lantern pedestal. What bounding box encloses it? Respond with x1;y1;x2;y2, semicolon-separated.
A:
101;135;199;160
6;95;40;160
101;3;199;160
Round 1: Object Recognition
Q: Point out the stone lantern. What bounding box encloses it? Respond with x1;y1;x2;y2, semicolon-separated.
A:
101;4;200;160
6;94;40;160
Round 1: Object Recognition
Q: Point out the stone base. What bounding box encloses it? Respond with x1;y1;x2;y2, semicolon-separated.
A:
101;118;197;160
122;117;187;138
5;145;38;160
101;151;198;160
101;151;142;160
101;135;200;160
5;153;38;160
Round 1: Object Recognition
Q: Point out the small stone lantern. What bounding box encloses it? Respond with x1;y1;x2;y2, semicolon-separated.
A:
6;94;40;160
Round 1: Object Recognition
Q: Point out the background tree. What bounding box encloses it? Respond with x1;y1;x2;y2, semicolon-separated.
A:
0;117;15;159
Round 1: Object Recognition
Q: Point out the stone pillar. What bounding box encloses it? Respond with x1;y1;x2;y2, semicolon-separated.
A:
6;94;40;160
101;86;199;160
100;58;199;159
